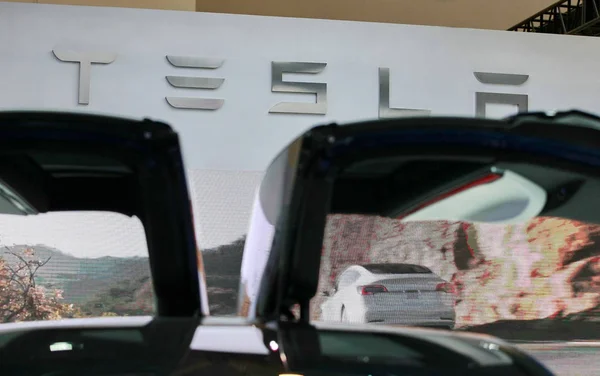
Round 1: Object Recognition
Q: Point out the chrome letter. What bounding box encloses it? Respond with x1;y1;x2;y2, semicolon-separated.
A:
165;56;225;111
378;67;430;119
269;62;327;115
474;72;529;117
52;50;117;105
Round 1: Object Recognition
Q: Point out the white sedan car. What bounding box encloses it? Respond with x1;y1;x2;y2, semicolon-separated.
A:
320;263;456;329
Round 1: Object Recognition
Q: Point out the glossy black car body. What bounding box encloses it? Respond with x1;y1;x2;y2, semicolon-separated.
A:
4;110;597;375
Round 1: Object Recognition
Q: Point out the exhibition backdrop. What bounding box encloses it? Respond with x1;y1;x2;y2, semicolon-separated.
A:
1;2;600;340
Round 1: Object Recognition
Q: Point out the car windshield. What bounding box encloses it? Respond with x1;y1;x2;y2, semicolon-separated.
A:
0;211;153;322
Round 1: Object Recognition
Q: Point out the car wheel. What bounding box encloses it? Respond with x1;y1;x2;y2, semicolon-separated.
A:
341;306;349;323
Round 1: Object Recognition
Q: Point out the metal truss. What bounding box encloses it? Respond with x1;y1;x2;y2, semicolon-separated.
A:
508;0;600;36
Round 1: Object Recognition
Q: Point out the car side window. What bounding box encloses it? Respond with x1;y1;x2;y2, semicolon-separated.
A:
337;270;360;290
336;272;349;290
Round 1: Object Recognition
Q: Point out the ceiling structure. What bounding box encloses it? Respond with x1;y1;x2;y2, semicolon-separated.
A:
5;0;558;30
509;0;600;36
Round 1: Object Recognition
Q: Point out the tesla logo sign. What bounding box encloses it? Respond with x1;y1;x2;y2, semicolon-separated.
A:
165;55;225;111
269;62;328;115
474;72;529;117
52;50;117;105
51;49;529;118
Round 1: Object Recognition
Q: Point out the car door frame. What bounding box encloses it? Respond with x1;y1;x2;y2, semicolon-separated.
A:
0;111;204;318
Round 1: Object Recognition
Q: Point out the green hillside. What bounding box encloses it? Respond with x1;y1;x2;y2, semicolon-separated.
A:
0;236;246;317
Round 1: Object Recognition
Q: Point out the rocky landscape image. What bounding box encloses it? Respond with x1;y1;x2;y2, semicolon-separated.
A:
0;237;245;321
315;215;600;340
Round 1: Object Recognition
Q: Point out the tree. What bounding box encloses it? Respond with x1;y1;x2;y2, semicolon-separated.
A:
73;275;153;318
0;247;76;322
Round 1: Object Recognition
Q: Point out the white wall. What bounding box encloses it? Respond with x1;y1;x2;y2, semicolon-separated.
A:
0;2;599;248
2;2;599;172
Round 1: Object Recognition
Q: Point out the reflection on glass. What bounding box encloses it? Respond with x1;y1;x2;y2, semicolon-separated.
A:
238;191;276;318
237;139;302;318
